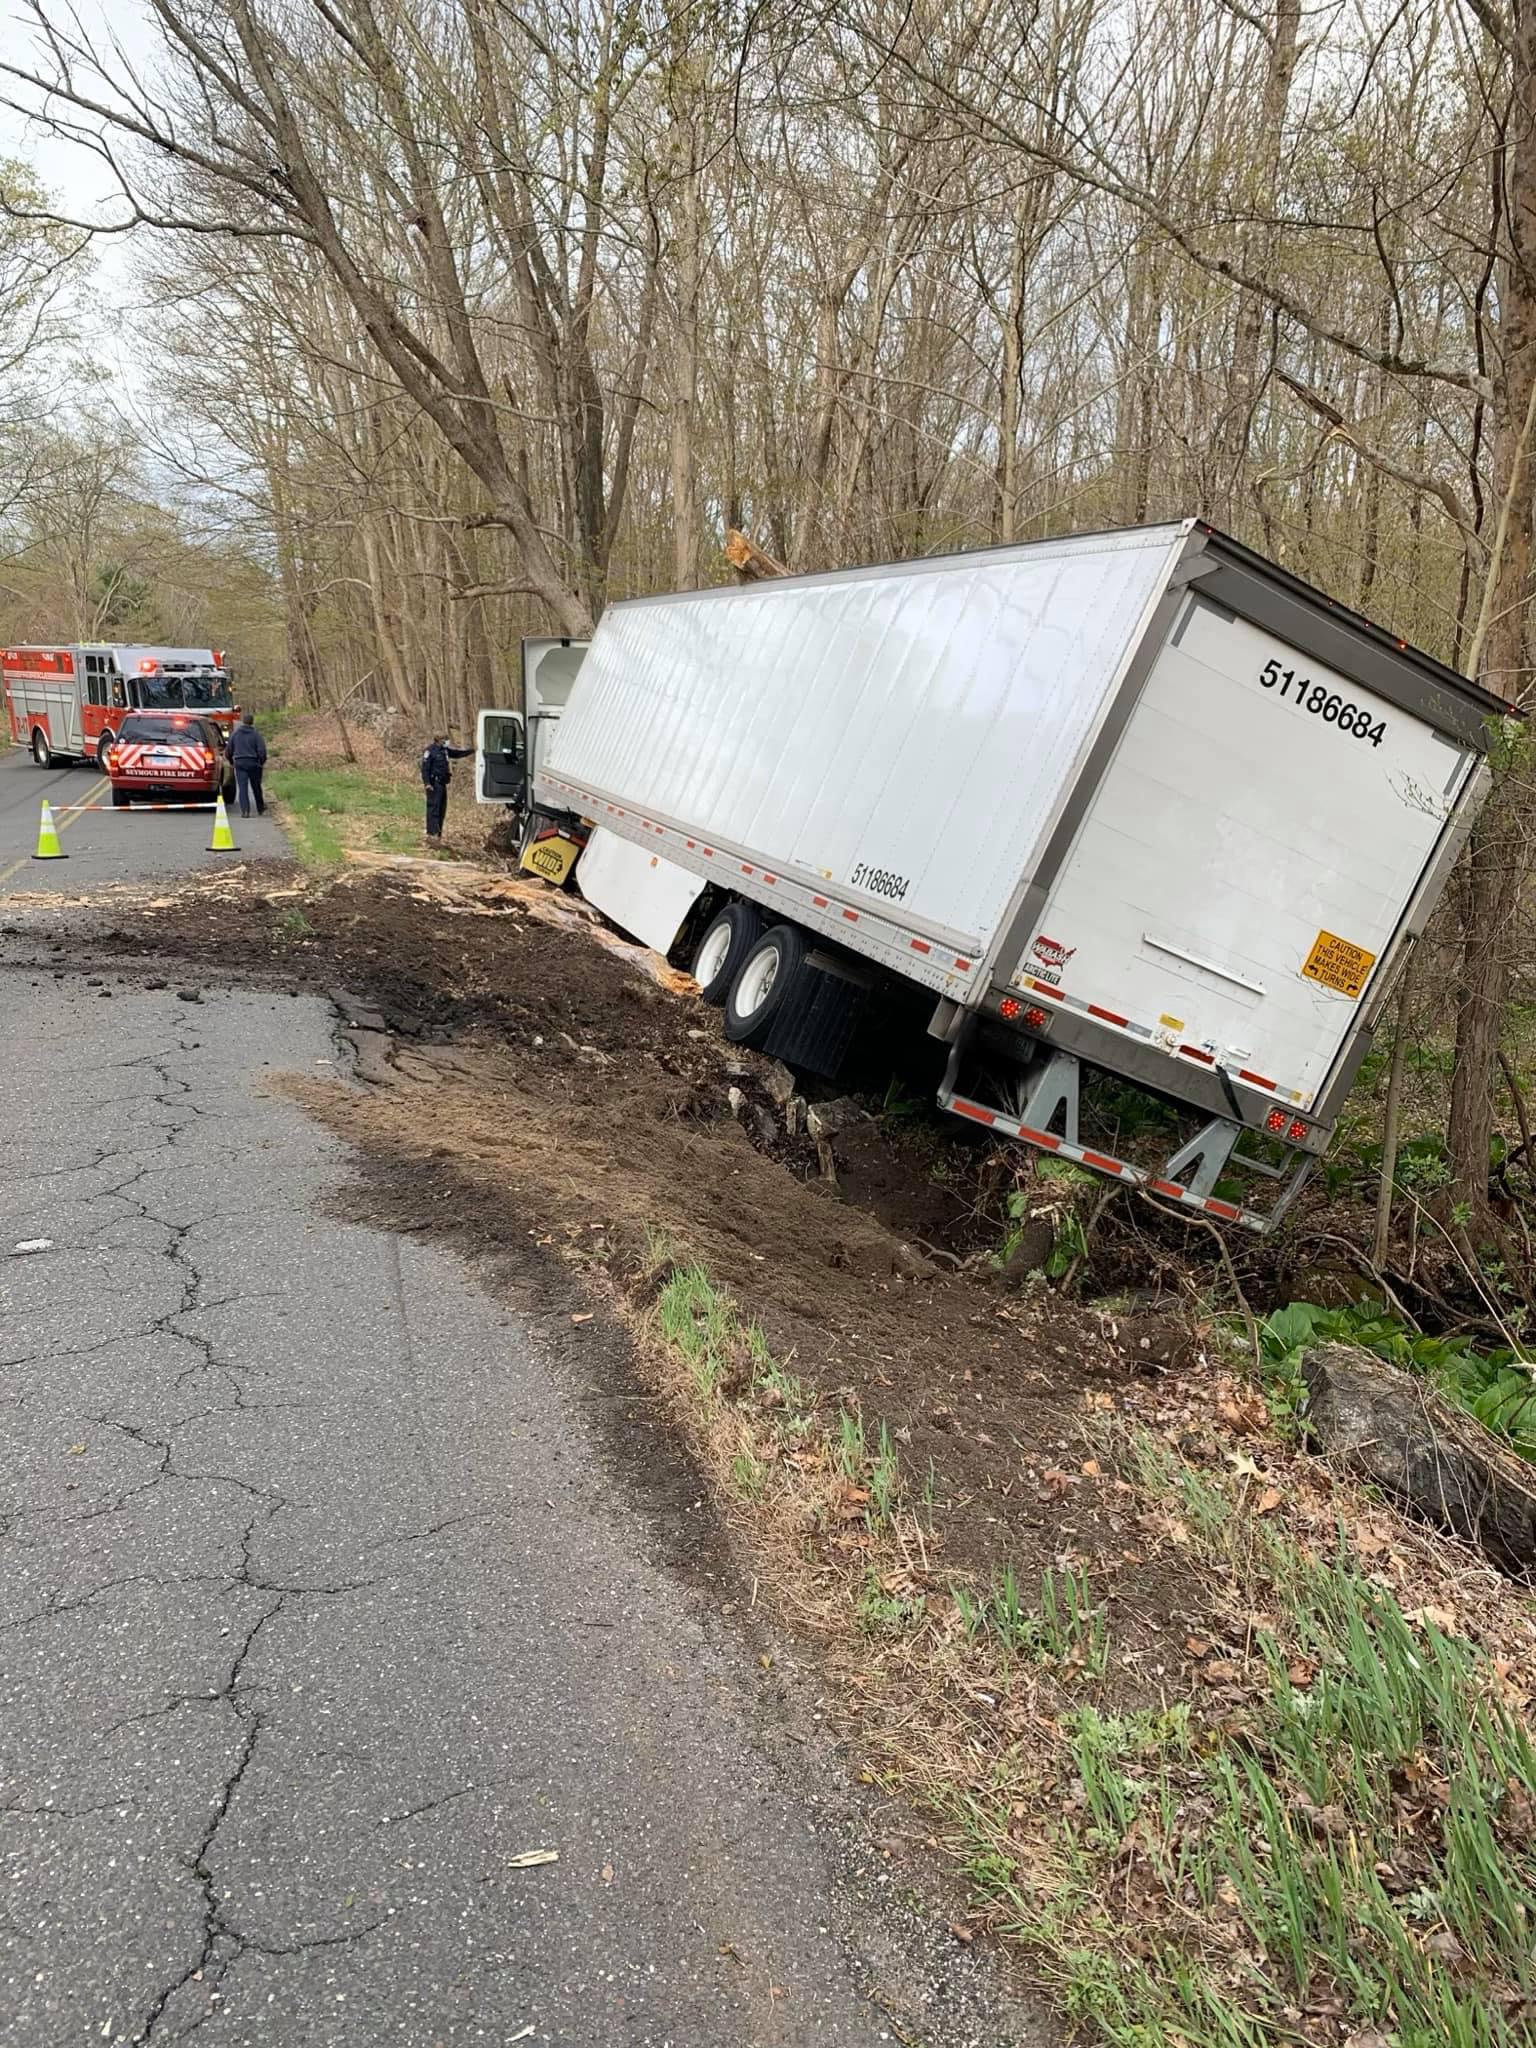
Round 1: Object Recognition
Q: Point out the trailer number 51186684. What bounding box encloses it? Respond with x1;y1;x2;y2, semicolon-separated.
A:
1259;658;1386;747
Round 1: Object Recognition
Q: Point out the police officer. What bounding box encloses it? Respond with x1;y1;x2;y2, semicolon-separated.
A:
420;731;474;841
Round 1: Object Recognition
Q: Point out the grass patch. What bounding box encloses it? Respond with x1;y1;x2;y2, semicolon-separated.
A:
857;1567;927;1636
953;1564;1108;1676
271;763;423;867
645;1246;914;1543
955;1425;1536;2046
655;1260;740;1403
634;1238;1536;2046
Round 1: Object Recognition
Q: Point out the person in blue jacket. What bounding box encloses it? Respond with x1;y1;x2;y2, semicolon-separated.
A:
226;711;267;819
420;731;474;840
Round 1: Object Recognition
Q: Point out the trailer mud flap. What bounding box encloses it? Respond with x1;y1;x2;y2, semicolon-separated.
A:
763;956;868;1078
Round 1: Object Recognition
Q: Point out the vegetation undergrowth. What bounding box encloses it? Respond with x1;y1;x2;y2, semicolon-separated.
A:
639;1237;1536;2047
954;1424;1536;2047
1259;1299;1536;1458
649;1241;901;1534
270;762;423;867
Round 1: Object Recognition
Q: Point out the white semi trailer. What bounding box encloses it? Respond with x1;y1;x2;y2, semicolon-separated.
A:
477;520;1512;1231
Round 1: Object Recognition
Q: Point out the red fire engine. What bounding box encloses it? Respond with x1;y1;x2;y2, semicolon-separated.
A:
1;644;236;771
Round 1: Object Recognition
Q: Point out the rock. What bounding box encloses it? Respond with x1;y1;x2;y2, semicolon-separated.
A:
176;988;202;1004
816;1137;839;1185
807;1095;868;1141
785;1094;806;1138
1303;1341;1536;1577
752;1106;780;1146
763;1059;797;1105
728;1086;748;1117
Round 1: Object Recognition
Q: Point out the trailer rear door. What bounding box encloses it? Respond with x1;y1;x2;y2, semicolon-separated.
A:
1011;592;1478;1110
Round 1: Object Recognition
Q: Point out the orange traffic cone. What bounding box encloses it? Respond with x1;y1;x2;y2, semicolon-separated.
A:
209;794;238;854
32;800;66;860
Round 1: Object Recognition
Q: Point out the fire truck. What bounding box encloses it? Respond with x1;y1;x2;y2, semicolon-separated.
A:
1;644;236;771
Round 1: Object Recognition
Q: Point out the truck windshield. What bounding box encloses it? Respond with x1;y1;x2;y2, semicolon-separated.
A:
134;669;233;709
181;670;233;708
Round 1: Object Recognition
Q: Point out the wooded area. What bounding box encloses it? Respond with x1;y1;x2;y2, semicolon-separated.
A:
1;0;1536;1215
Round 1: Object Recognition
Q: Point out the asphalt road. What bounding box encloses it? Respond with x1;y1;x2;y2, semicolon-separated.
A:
0;804;1032;2042
0;746;286;893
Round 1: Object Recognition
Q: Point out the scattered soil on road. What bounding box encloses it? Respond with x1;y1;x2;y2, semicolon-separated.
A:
71;855;1186;1621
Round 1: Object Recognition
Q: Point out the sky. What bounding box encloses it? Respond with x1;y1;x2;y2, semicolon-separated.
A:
2;0;169;321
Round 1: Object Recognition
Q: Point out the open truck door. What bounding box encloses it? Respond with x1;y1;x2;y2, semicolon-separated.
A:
477;635;591;886
475;637;588;810
475;708;526;805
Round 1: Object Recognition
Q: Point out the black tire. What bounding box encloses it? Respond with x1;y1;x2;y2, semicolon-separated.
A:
111;787;130;809
31;728;52;770
691;902;762;1005
96;734;115;773
724;924;809;1048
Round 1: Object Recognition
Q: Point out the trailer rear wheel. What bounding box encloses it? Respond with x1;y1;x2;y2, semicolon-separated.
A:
724;924;808;1047
691;902;762;1004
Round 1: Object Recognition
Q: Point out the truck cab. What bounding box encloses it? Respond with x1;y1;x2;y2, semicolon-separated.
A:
475;636;588;815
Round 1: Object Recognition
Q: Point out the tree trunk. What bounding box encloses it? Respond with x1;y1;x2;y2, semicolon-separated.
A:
1218;0;1300;522
670;154;702;592
1448;0;1536;1210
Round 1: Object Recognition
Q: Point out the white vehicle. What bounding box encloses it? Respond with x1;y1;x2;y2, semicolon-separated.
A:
478;521;1510;1229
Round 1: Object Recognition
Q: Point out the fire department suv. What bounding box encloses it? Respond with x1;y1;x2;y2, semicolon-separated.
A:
1;644;236;771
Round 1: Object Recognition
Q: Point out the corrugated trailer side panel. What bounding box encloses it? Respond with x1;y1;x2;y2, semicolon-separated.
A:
543;526;1187;956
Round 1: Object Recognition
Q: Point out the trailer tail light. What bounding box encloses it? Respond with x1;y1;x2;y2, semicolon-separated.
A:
1288;1118;1309;1142
1024;1006;1048;1030
1266;1108;1287;1133
999;997;1021;1020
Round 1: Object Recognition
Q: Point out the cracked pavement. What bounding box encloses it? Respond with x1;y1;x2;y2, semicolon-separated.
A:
0;973;992;2046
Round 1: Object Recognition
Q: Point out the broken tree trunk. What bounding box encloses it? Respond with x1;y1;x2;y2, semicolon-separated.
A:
1302;1341;1536;1578
723;528;792;581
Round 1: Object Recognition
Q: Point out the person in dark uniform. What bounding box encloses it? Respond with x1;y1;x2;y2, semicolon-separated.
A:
420;731;474;841
227;710;268;818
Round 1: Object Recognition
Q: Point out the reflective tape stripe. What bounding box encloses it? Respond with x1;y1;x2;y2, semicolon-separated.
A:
1009;979;1301;1100
944;1094;1268;1231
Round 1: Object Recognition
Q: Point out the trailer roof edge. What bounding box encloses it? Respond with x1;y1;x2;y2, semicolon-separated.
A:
1191;523;1522;732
